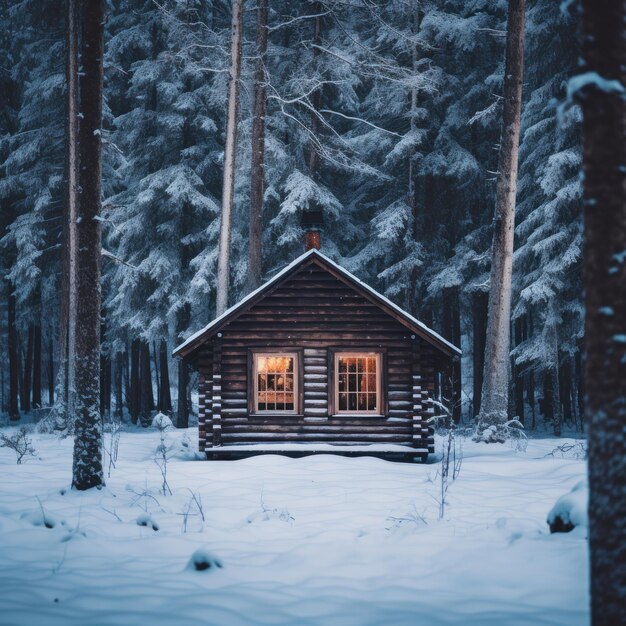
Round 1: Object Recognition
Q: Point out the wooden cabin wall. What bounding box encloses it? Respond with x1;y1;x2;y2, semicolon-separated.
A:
191;264;440;454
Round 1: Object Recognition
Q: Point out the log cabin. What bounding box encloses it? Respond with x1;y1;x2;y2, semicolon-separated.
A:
173;222;461;462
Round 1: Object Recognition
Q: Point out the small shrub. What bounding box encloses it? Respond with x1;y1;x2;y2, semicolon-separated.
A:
0;427;37;464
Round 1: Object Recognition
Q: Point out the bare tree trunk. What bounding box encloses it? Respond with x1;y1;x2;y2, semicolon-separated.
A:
22;324;33;413
152;340;160;409
308;4;322;179
477;0;525;437
139;341;153;427
246;0;269;293
581;1;626;622
47;334;54;406
158;339;172;414
129;338;140;424
32;323;41;409
64;0;80;425
114;351;123;419
472;291;488;417
7;282;19;421
513;316;525;423
71;0;105;490
215;0;244;316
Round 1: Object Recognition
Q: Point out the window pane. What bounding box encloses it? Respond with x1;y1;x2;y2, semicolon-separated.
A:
348;393;357;411
339;392;348;410
256;354;296;412
335;353;380;413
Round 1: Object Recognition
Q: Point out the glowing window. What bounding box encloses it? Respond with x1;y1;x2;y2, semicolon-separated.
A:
335;353;381;414
254;353;297;413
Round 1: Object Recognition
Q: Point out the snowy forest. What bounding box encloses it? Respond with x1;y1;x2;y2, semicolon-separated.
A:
1;0;625;624
0;0;583;432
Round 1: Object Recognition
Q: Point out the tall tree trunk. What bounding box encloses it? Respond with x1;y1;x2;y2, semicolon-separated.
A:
71;0;105;491
57;0;81;427
215;0;244;316
22;324;33;413
176;360;189;428
114;351;123;419
308;3;322;179
139;341;153;427
477;0;525;436
47;335;54;406
158;339;172;414
129;338;140;423
152;340;160;409
472;290;488;417
7;282;19;421
581;0;626;622
32;323;41;409
246;0;269;293
513;316;525;423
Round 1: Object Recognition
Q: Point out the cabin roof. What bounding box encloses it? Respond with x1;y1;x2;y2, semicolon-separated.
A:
173;248;461;359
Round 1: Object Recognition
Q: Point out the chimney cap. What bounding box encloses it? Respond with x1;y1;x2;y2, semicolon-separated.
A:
300;209;324;229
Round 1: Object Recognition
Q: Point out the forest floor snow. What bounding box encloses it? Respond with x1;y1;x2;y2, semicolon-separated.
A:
0;427;588;626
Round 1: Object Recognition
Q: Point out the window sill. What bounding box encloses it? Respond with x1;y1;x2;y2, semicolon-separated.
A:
331;414;386;419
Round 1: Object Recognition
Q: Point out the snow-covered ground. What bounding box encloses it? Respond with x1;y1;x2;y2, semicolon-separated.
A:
0;427;588;626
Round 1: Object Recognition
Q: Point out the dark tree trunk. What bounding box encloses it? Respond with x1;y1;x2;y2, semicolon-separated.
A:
176;359;189;429
442;287;462;422
22;324;33;413
559;356;572;426
152;340;160;409
575;349;584;432
542;370;554;426
514;316;525;423
7;282;19;421
581;0;626;621
47;336;54;406
138;341;153;427
478;0;525;433
100;350;111;417
71;0;105;491
158;339;172;414
129;338;140;424
472;291;488;417
114;351;123;419
32;324;42;409
246;0;269;293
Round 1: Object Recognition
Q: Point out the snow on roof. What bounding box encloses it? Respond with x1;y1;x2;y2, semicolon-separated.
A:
173;248;461;357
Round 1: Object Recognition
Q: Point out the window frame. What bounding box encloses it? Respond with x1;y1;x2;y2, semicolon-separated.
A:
329;349;385;417
248;349;303;416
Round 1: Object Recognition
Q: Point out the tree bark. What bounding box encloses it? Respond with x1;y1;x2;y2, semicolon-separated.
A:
477;0;525;435
7;282;19;421
47;335;54;406
114;351;123;419
71;0;105;490
176;359;189;429
581;0;626;622
158;339;172;414
245;0;269;293
32;323;41;409
472;291;488;417
22;323;33;413
308;3;322;180
129;338;140;423
215;0;244;316
139;341;153;427
513;316;525;423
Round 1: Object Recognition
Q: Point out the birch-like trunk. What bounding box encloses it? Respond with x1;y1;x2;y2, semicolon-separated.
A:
308;5;322;180
245;0;268;293
581;0;626;622
215;0;244;316
71;0;105;490
477;0;525;435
